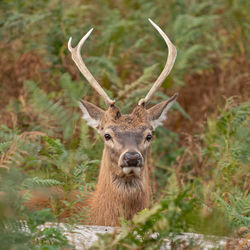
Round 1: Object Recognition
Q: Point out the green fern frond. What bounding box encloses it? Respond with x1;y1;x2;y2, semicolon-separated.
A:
215;194;250;228
22;177;63;188
43;136;65;156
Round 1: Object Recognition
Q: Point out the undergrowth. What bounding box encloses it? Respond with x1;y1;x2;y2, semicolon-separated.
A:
0;0;249;249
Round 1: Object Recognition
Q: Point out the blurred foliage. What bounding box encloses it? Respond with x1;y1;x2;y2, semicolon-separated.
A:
203;98;250;193
0;0;249;249
1;0;249;92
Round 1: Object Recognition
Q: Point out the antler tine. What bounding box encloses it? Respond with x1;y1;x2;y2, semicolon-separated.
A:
68;29;115;107
138;19;177;107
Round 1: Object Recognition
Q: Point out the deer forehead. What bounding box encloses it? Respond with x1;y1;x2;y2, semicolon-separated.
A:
101;109;152;130
102;106;150;126
106;124;150;136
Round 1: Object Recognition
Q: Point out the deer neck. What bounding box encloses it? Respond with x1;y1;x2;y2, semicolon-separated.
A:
89;146;151;226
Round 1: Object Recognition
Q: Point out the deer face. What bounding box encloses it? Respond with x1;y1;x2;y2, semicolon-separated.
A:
69;19;178;180
79;94;177;178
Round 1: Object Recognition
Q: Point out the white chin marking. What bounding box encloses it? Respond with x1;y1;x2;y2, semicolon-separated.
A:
123;167;141;176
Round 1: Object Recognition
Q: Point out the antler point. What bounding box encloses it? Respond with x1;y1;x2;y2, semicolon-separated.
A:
148;18;156;26
68;37;73;51
68;27;114;108
87;28;94;35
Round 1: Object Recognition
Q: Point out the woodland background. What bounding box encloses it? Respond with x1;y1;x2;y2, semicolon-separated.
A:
0;0;249;249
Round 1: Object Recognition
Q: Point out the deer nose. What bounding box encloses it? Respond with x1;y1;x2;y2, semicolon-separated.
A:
123;152;142;167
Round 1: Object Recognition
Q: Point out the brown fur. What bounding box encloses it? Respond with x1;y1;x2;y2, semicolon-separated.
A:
88;143;151;226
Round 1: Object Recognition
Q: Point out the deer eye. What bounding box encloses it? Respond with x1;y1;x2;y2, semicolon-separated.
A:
146;134;152;141
104;133;112;141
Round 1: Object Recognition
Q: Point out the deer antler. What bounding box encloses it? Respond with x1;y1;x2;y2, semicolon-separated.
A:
138;19;177;107
68;29;115;107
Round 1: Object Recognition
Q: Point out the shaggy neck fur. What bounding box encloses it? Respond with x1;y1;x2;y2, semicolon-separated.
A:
88;146;151;226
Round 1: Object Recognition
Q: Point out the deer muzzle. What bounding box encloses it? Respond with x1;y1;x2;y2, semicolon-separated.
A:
121;151;143;176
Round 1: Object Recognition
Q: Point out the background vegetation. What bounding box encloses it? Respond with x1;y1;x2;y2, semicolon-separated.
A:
0;0;249;249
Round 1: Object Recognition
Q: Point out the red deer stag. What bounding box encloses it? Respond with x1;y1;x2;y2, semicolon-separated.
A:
67;19;178;226
24;19;177;227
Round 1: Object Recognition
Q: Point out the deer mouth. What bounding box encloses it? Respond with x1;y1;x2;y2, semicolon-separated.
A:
122;166;141;176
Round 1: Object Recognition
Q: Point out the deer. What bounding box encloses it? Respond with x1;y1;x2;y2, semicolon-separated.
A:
23;19;178;227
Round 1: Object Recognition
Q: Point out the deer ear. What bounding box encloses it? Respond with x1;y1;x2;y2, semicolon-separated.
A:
79;100;105;130
147;93;178;130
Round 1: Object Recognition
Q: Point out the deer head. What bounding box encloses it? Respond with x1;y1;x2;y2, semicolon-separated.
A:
68;18;177;198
